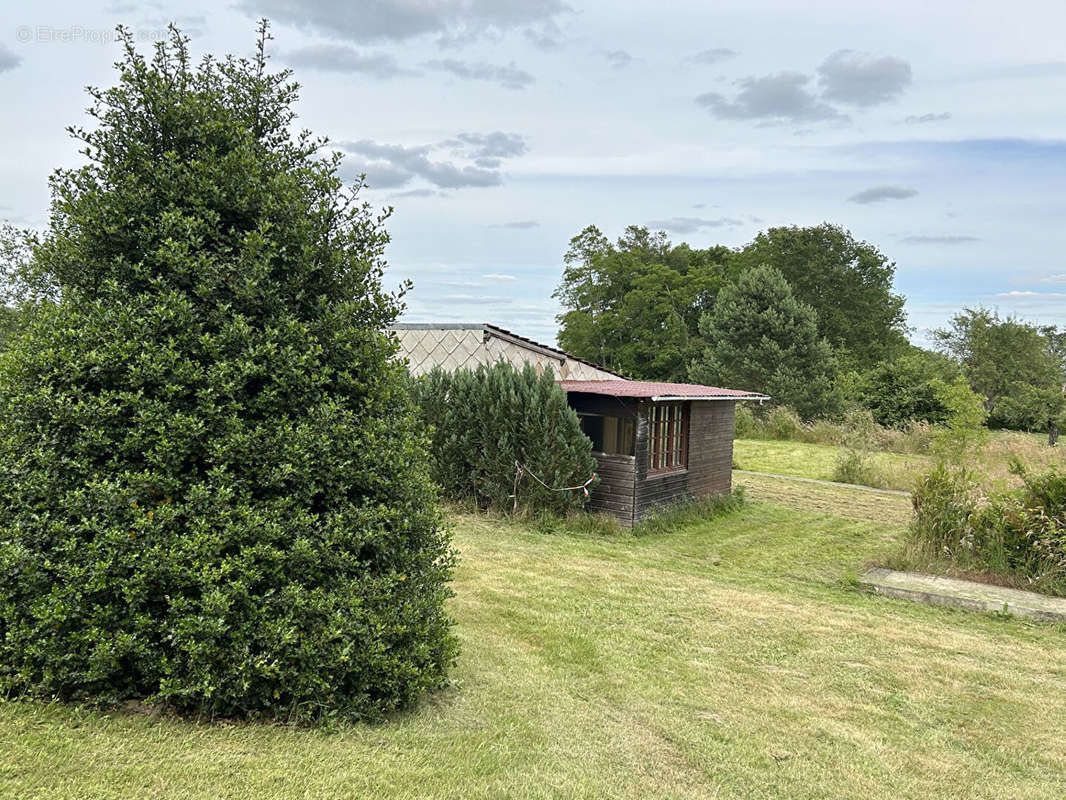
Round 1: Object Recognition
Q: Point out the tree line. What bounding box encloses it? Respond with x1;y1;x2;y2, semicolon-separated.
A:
555;223;1066;431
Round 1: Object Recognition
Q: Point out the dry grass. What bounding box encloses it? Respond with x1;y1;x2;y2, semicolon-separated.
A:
3;500;1066;798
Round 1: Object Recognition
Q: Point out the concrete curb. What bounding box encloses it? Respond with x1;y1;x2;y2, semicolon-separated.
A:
860;567;1066;623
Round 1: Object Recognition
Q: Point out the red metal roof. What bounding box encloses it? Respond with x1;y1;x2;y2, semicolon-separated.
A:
560;379;768;401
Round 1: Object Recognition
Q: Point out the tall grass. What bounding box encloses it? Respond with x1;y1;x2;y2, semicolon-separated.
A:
735;404;933;456
902;461;1066;596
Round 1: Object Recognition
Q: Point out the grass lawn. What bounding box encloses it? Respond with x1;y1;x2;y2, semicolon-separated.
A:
734;472;913;527
4;495;1066;799
733;439;927;490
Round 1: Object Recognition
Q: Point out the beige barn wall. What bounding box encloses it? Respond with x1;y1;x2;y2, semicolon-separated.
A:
392;326;620;381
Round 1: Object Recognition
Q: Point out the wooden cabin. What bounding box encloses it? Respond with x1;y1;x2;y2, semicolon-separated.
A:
391;323;767;525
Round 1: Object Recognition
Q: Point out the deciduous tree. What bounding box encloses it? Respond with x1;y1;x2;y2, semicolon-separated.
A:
554;225;730;380
730;223;908;367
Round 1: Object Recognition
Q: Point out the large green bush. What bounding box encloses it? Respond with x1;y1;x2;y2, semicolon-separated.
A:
0;26;455;721
411;362;597;514
851;348;959;427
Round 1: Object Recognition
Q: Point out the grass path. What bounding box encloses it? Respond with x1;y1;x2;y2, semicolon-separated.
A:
3;500;1066;799
734;472;913;527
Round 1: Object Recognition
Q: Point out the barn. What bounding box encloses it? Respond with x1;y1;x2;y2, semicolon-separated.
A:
392;323;767;525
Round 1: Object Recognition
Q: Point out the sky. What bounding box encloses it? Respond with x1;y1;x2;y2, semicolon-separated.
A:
1;0;1065;347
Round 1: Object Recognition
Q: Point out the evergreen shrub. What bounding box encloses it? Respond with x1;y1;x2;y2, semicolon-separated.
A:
0;25;455;722
411;362;597;515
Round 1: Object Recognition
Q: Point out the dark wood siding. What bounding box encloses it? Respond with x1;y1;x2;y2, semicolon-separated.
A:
687;400;735;496
633;400;736;522
587;452;636;523
565;393;736;526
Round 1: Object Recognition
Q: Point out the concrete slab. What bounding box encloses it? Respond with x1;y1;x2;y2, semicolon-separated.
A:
860;567;1066;623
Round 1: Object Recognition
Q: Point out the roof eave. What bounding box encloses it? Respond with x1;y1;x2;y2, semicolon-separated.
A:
650;394;770;402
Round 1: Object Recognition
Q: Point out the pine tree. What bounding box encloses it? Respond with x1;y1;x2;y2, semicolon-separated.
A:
690;265;838;420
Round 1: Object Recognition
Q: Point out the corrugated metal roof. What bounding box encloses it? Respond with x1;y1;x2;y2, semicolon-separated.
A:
561;379;769;401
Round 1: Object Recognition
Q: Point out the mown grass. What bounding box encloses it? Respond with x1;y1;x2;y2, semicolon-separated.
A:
4;496;1066;799
734;472;913;527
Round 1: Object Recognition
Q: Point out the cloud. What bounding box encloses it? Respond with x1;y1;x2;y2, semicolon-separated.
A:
605;50;633;69
990;291;1066;308
0;44;22;73
338;133;527;190
685;48;738;66
241;0;569;44
279;44;409;78
490;221;539;229
646;216;743;234
696;72;843;123
848;185;919;204
900;235;980;245
994;290;1066;298
483;273;518;280
1039;274;1066;284
817;50;912;107
424;59;534;90
388;188;446;199
445;132;529;166
905;112;951;124
523;20;565;50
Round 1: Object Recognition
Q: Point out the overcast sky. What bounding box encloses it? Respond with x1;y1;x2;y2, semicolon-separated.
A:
2;1;1065;346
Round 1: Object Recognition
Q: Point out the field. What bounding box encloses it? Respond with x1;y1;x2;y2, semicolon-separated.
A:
733;439;926;491
3;487;1066;799
734;431;1066;492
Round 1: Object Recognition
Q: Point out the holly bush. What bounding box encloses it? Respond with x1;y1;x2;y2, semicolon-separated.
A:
0;24;455;722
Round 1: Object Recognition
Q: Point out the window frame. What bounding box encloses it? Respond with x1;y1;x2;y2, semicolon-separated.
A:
647;402;689;476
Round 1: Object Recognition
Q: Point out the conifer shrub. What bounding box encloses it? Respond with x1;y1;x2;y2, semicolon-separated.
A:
0;26;455;721
411;362;597;515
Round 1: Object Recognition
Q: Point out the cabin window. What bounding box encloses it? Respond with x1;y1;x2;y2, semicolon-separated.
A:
578;414;635;456
648;402;688;474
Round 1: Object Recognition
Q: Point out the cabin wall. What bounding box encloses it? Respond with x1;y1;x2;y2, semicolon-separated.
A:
585;453;636;523
633;400;736;522
688;400;735;497
564;394;737;526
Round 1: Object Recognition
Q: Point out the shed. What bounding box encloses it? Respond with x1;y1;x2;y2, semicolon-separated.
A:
390;323;768;525
562;379;766;525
